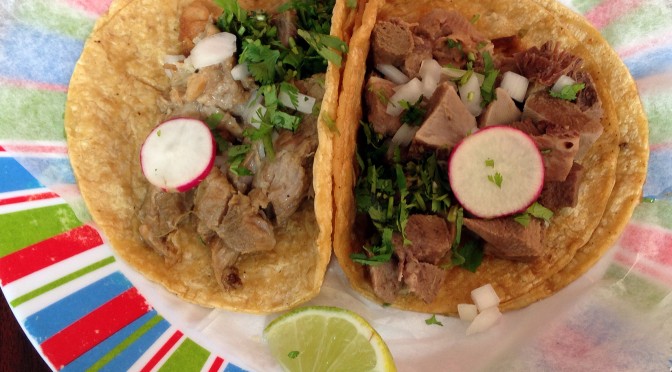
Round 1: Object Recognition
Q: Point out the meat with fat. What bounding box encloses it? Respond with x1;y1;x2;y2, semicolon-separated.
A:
214;194;276;253
193;167;235;240
464;217;545;260
412;82;477;151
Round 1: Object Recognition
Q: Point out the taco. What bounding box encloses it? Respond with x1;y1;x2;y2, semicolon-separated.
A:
65;0;352;313
332;0;648;314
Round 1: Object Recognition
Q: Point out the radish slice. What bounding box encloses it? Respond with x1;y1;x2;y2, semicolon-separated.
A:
466;307;502;335
140;118;216;192
470;283;500;312
457;303;478;322
188;32;237;69
448;126;544;218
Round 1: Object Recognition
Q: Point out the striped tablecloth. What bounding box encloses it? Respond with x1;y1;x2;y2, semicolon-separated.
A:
0;0;670;371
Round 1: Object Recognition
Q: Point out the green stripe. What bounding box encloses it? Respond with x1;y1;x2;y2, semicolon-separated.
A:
10;256;115;307
632;199;672;230
158;338;210;372
570;0;602;15
0;87;67;142
0;203;82;257
15;0;95;40
604;264;669;310
87;315;164;372
641;91;672;145
600;5;672;49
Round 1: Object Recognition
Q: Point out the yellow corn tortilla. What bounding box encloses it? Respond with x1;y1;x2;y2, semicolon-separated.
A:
64;0;351;313
332;0;647;314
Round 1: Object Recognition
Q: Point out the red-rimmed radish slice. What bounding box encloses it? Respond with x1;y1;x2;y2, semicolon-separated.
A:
140;118;216;192
448;126;544;218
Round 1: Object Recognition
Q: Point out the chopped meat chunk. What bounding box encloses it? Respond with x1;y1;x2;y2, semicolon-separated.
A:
479;88;522;127
415;9;485;41
402;258;446;303
396;214;453;265
138;186;193;264
569;70;603;121
523;91;603;159
532;123;580;182
508;119;542;136
402;35;433;78
215;194;276;253
371;19;414;66
194;167;235;240
271;10;297;48
464;218;545;260
369;261;400;304
210;238;242;290
412;83;477;150
365;76;402;136
539;162;584;211
515;42;582;86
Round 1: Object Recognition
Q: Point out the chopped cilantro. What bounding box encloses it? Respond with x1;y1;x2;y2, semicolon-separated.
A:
350;227;394;265
549;82;585;101
514;202;554;226
446;39;462;50
480;52;499;105
487;172;503;188
450;240;483;272
205;112;224;129
642;196;656;203
470;14;481;24
514;213;531;227
485;158;495;168
347;0;357;8
288;351;300;359
399;97;426;126
227;144;252;176
425;315;444;326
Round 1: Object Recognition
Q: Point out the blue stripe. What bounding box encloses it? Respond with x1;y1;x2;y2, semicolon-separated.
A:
0;23;83;86
643;147;672;200
24;272;133;343
14;156;76;185
100;316;171;372
0;157;43;193
60;311;169;372
623;45;672;80
224;364;249;372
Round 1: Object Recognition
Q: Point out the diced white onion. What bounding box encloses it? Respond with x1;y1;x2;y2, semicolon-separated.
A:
458;73;483;117
231;63;250;81
187;32;237;69
376;64;410;85
241;92;266;128
457;303;478;322
279;91;316;114
419;59;442;98
164;54;185;65
390;123;419;148
255;140;266;159
500;71;529;102
551;74;577;94
466;307;502;335
442;67;485;85
470;283;500;312
386;78;423;116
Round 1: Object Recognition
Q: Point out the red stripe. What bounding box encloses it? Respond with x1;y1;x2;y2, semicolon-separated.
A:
0;77;68;93
40;288;150;368
0;143;68;154
0;191;60;206
618;223;672;266
209;357;225;372
0;225;102;285
140;330;184;372
0;145;5;152
64;0;113;16
614;251;672;286
585;0;643;29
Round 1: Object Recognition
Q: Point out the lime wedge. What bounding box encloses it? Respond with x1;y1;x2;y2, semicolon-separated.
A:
263;306;396;372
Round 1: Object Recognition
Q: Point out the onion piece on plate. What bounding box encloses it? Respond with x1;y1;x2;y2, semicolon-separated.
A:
466;307;503;336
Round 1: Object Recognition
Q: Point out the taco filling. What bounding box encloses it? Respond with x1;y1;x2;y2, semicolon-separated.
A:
349;9;604;305
137;0;346;291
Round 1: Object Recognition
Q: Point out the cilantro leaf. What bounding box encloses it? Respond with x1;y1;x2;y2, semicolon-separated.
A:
425;315;444;326
487;172;503;188
288;351;300;359
451;240;483;272
399;98;426;126
526;202;553;222
480;52;499;105
240;40;280;85
550;82;585;101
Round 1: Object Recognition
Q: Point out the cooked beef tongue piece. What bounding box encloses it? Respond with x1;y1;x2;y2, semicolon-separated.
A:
532;123;581;182
402;258;446;303
369;261;401;304
415;9;487;42
210;238;242;290
479;88;522;127
412;82;477;151
539;162;584;211
138;185;193;264
523;91;603;160
395;214;453;265
464;217;545;261
371;18;415;66
403;34;433;78
508;119;543;136
365;76;402;136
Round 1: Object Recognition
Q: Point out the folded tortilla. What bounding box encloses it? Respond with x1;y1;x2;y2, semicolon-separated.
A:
332;0;648;314
65;0;351;313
